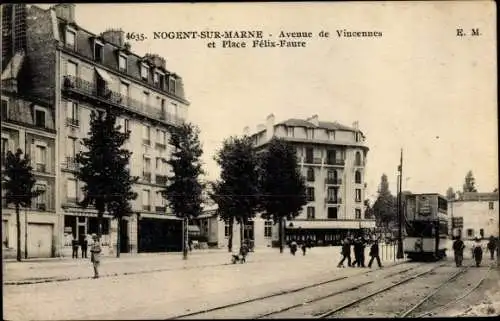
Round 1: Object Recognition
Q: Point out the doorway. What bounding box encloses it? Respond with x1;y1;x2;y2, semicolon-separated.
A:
120;219;129;253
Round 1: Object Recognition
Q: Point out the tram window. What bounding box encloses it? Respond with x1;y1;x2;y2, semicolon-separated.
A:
438;197;448;212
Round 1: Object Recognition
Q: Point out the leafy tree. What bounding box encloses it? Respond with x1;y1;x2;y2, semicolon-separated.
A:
160;122;204;260
463;170;477;193
364;199;374;219
258;138;306;253
446;187;456;200
76;108;138;245
211;136;260;252
2;149;44;261
373;174;396;230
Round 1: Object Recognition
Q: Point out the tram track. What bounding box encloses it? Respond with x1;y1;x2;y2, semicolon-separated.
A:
168;260;418;319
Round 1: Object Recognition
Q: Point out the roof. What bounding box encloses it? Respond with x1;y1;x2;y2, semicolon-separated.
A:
276;119;358;132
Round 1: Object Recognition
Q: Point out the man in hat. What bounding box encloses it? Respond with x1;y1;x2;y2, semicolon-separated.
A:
472;237;483;267
90;234;102;278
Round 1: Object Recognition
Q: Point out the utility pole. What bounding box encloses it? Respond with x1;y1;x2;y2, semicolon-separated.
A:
397;148;404;259
24;207;28;259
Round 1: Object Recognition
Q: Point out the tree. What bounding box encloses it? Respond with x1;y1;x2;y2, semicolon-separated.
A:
364;199;374;219
372;174;397;230
211;136;260;252
446;187;456;201
463;170;477;193
160;122;204;260
258;138;307;253
2;149;44;261
76;108;138;245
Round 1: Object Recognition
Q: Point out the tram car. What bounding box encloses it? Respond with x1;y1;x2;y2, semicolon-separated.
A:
403;193;449;261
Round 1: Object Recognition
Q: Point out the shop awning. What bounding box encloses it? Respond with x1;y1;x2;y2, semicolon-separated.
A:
95;67;113;83
286;220;376;230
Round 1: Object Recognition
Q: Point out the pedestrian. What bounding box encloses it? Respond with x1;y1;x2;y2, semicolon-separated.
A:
71;235;79;259
472;237;483;267
351;237;361;267
80;235;88;259
301;241;307;256
188;238;193;252
452;236;465;267
90;234;102;279
368;239;383;268
487;236;497;260
359;237;366;267
337;238;352;268
290;239;298;256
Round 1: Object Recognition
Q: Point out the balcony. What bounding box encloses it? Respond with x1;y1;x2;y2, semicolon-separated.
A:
66;117;79;127
62;75;183;126
156;175;167;185
142;205;151;211
142;171;152;182
35;163;47;173
64;157;79;171
326;198;342;204
324;159;345;166
36;203;47;211
155;142;167;150
325;178;342;185
155;206;166;213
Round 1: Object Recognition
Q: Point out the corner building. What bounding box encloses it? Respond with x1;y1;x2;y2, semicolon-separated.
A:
248;114;376;246
2;4;190;257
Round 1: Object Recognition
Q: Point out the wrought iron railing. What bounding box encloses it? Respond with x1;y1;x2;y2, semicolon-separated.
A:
326;198;342;204
325;159;345;166
325;178;342;185
35;163;47;173
64;157;79;171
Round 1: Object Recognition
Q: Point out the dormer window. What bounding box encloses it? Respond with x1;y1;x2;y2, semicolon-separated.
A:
34;107;46;128
141;63;149;81
65;28;76;50
118;54;127;72
169;76;176;93
328;130;335;140
153;72;160;86
94;40;104;63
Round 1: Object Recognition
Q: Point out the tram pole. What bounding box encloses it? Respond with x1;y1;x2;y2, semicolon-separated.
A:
396;148;404;259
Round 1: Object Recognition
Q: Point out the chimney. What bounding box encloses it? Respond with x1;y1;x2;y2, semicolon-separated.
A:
306;114;319;126
243;126;250;135
101;29;125;48
266;114;275;141
352;121;359;130
257;124;266;132
144;53;166;69
52;4;75;23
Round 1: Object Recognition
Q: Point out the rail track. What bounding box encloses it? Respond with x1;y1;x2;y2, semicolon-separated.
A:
168;260;419;319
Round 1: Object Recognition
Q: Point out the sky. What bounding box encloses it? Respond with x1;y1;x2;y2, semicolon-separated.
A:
37;2;497;201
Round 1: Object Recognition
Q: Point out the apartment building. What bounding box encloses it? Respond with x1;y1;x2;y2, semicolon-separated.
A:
249;114;375;247
1;4;190;257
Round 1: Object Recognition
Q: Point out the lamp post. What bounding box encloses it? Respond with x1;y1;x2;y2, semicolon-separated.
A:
396;149;404;259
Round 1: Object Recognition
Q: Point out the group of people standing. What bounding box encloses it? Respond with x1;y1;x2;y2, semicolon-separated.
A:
453;235;498;268
71;235;90;259
337;236;382;269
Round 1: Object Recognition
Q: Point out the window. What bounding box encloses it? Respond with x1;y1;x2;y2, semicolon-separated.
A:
264;221;272;238
118;54;127;72
2;220;8;248
355;152;362;166
120;82;129;100
489;202;494;210
124;119;130;133
169;77;176;93
35;144;47;172
94;42;103;62
355;209;362;219
480;229;485;239
67;61;77;78
156;129;166;146
142;189;151;211
143;156;151;173
328;130;335;140
141;63;149;80
355;189;362;202
66;101;78;126
65;29;76;49
35;109;46;127
142;91;150;107
307;129;314;139
307;207;315;219
287;127;294;137
306;168;315;182
153;72;160;86
355;170;362;184
305;147;313;163
67;137;77;158
67;179;77;203
224;222;230;238
327;188;337;202
143;125;150;145
161;99;166;114
1;137;9;163
328;207;338;219
35;184;47;210
155;157;163;171
1;99;8;120
466;228;474;238
171;102;178;116
306;187;315;202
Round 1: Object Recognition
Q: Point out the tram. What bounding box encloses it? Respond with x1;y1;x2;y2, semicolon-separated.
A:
403;193;448;261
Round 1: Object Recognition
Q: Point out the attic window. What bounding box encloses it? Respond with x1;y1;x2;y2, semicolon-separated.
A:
169;76;176;94
141;63;149;80
65;29;76;50
118;54;127;72
94;41;104;63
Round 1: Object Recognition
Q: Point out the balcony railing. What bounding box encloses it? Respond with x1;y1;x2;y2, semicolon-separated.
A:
325;178;342;185
142;171;152;182
36;203;47;211
325;159;345;166
64;157;79;171
155;206;165;213
35;163;47;173
155;142;167;150
156;175;167;185
66;117;79;127
326;198;342;204
142;205;151;211
63;75;183;126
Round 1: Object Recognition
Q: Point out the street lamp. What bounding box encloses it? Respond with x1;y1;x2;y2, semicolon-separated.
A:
396;149;404;259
